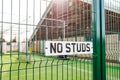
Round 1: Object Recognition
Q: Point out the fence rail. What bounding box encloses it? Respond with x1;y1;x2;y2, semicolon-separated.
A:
0;0;120;80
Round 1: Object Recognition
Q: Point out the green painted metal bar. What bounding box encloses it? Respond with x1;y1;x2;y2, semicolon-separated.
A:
92;0;101;79
18;0;21;80
92;0;106;80
10;0;13;80
0;0;3;80
99;0;106;79
26;0;28;63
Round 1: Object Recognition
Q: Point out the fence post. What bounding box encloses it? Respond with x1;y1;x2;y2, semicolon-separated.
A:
92;0;106;80
100;0;106;79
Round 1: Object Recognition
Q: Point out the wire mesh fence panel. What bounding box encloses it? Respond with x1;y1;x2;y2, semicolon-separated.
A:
0;0;95;80
105;0;120;80
1;0;120;80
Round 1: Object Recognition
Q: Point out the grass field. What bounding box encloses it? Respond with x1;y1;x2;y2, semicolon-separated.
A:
0;52;120;80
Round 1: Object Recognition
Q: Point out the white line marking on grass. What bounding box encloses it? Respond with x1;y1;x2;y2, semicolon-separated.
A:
63;65;92;73
2;70;51;80
2;64;119;80
63;65;119;80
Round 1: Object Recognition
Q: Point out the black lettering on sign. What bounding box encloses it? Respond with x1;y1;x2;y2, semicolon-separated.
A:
77;43;81;52
66;43;71;52
57;43;63;53
50;43;56;53
82;43;86;52
71;43;76;52
86;43;90;52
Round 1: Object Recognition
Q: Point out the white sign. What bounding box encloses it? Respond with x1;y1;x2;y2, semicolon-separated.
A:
45;41;93;56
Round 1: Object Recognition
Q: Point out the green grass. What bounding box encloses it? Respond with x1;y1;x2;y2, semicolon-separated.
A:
0;52;120;80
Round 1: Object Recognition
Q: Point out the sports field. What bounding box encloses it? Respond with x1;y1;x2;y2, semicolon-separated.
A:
0;52;120;80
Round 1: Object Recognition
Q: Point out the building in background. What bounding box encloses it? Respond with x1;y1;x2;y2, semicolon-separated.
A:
30;0;120;58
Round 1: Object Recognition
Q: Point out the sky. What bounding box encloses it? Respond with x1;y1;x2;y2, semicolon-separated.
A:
105;0;120;13
0;0;51;42
0;0;120;42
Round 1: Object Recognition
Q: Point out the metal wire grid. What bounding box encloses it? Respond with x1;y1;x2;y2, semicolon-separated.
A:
0;0;93;80
105;0;120;80
1;0;115;80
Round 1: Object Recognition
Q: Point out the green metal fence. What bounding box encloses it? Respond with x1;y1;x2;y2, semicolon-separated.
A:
0;0;119;80
105;0;120;80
